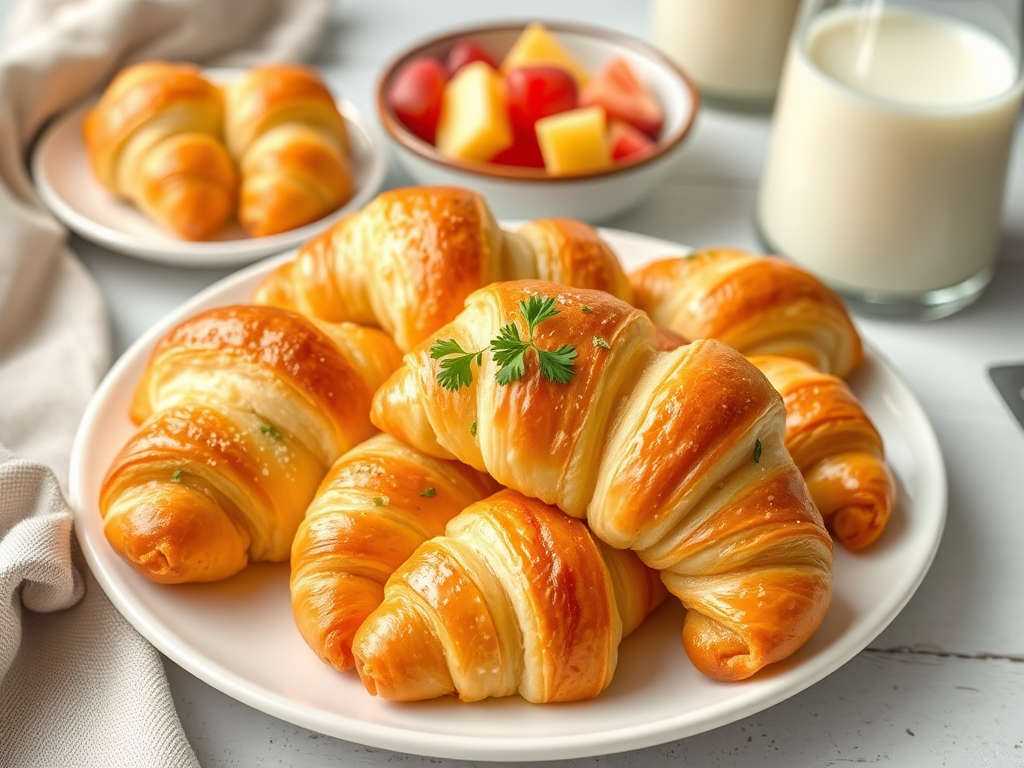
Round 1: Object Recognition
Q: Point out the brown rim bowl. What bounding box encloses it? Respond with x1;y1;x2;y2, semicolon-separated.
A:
375;20;700;210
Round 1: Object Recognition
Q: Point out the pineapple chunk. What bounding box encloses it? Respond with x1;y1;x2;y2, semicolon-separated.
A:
501;23;591;89
535;106;612;175
436;62;512;162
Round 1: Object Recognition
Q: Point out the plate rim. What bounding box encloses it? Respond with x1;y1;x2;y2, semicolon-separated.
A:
68;228;948;761
31;70;386;268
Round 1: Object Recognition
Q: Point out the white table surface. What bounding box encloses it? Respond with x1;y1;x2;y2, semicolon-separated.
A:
23;0;1024;765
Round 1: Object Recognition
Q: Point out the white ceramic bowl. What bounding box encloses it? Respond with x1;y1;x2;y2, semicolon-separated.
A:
377;22;699;222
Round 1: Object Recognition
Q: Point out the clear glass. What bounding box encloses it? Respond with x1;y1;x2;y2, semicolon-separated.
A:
650;0;801;112
757;0;1024;319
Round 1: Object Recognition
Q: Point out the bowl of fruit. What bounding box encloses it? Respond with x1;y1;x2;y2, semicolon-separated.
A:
378;21;699;222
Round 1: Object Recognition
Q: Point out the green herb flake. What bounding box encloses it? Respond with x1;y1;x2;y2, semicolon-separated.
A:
685;253;698;260
593;336;611;350
581;305;593;313
420;487;436;498
488;295;577;386
754;439;762;463
470;421;478;437
373;496;389;507
172;468;182;483
430;338;484;391
260;424;281;439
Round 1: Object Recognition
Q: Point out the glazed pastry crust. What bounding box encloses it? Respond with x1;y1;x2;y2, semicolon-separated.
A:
351;490;665;702
84;61;237;240
749;355;895;550
290;433;500;672
224;64;352;237
370;280;833;681
630;249;863;378
252;187;633;351
101;305;402;584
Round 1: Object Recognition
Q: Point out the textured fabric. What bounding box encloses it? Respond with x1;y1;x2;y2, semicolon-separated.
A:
0;0;330;765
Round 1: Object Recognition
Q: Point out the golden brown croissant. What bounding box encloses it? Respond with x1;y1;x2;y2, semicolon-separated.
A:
252;186;633;352
224;64;352;237
84;61;238;240
100;305;402;584
748;355;895;551
290;433;500;672
370;280;833;681
630;249;863;378
352;489;666;702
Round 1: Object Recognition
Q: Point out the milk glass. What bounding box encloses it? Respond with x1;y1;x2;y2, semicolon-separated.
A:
757;0;1024;318
651;0;801;111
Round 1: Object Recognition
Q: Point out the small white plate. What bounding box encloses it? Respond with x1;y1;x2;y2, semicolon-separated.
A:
68;229;947;762
31;70;386;267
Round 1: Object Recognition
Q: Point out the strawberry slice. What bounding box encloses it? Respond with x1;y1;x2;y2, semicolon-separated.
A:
609;119;657;162
580;58;664;139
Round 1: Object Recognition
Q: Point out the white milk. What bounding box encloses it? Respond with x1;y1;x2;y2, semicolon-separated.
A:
758;6;1023;295
651;0;801;102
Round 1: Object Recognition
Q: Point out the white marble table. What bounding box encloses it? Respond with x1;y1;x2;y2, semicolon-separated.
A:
33;0;1024;765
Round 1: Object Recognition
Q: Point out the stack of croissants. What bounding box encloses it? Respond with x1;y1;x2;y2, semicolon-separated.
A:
84;61;354;240
99;186;896;703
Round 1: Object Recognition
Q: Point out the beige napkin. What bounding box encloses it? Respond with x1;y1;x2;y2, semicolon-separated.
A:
0;0;330;765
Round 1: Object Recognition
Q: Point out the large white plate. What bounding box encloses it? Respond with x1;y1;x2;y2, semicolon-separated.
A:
31;69;386;267
68;229;947;762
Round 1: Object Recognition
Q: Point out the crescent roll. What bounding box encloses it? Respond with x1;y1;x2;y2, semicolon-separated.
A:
100;305;402;584
224;64;353;237
370;280;834;681
630;249;863;378
290;434;500;672
84;61;238;240
252;186;633;352
749;355;895;550
352;489;666;702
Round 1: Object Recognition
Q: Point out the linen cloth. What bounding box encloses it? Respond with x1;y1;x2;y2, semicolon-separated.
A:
0;0;330;765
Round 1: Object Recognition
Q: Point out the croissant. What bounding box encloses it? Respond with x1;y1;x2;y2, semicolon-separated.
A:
252;186;633;352
84;61;238;240
352;489;666;702
224;64;352;237
630;249;863;378
290;433;500;672
748;355;895;551
370;280;833;681
100;305;402;584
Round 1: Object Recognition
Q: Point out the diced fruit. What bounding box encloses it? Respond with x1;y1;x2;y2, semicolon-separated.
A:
388;57;448;144
445;40;498;76
580;57;664;139
435;61;513;162
491;133;545;168
505;66;578;136
501;23;591;89
535;106;611;175
609;119;657;162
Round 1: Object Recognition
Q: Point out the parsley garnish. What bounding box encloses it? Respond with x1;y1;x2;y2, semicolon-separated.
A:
470;421;477;437
429;294;578;390
373;496;389;507
172;468;182;483
420;487;436;498
260;424;281;439
489;296;577;385
593;336;610;350
754;439;762;463
581;305;593;313
429;339;484;391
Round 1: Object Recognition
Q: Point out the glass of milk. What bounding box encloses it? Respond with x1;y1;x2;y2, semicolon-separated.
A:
757;0;1024;318
651;0;801;111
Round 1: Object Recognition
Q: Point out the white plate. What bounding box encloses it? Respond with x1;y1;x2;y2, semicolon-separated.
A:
31;69;386;267
68;229;947;762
